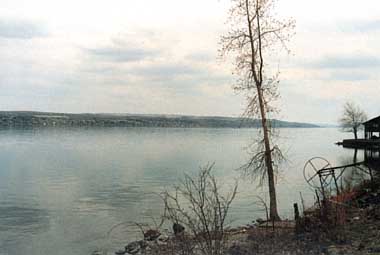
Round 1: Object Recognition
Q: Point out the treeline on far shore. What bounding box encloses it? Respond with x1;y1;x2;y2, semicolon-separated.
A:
0;111;320;129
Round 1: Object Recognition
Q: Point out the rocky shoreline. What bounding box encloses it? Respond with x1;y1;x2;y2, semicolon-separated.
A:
94;177;380;255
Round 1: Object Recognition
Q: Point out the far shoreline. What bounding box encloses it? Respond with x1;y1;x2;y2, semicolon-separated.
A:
0;111;321;129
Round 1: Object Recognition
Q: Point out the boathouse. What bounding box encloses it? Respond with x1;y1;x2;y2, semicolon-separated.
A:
364;116;380;140
341;115;380;148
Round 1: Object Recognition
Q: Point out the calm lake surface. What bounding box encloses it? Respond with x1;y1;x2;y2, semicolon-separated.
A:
0;128;359;255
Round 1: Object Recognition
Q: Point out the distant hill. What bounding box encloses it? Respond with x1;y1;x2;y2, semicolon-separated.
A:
0;111;320;129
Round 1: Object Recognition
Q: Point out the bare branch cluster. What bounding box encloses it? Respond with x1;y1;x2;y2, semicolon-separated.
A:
339;101;367;139
220;0;295;102
339;101;367;131
240;138;285;186
161;164;238;255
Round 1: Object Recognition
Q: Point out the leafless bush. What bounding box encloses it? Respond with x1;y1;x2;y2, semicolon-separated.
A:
161;164;238;255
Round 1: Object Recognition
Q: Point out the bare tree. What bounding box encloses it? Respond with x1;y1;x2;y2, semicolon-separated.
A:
220;0;294;220
339;101;367;140
161;164;238;255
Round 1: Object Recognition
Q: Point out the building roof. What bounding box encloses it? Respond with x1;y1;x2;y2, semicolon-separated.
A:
363;115;380;125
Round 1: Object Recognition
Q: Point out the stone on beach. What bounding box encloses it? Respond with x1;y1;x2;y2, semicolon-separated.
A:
143;229;161;241
125;241;141;254
173;223;185;236
115;249;126;255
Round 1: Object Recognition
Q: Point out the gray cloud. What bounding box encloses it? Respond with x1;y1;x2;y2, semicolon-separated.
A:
327;70;371;81
83;49;204;82
0;18;48;39
185;52;215;62
338;20;380;33
131;63;199;78
307;55;380;69
83;32;206;82
87;47;158;63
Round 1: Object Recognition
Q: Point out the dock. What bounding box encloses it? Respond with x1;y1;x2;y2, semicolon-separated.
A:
341;139;380;149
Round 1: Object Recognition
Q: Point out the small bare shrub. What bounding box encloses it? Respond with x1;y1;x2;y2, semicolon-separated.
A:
161;164;238;255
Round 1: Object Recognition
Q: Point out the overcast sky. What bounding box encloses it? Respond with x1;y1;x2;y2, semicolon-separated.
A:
1;0;379;124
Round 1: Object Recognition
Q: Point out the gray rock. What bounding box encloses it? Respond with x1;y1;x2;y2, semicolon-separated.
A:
125;241;141;254
173;223;185;236
157;234;169;243
138;240;148;250
368;247;380;253
115;250;126;255
143;229;161;241
326;245;348;255
256;218;265;224
228;242;249;255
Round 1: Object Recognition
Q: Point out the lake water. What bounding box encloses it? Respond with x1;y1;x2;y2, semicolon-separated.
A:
0;128;360;255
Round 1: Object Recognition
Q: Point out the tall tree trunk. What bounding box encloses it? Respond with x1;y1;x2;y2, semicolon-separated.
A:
257;87;281;221
244;0;281;221
354;127;358;140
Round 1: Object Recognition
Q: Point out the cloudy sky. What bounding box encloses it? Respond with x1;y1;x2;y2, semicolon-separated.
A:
1;0;379;124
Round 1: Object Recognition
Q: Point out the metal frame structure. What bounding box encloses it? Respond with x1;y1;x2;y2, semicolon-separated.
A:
303;157;373;198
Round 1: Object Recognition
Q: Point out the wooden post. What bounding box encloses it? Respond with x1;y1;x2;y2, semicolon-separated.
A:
332;170;340;195
318;172;326;201
294;203;300;235
315;190;321;210
294;203;300;221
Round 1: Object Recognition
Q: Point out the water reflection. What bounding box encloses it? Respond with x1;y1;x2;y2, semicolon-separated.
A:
364;148;380;171
336;147;379;193
0;206;50;253
0;127;357;255
0;206;49;230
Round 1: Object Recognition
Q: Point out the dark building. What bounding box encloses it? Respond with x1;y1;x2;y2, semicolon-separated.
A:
363;116;380;140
